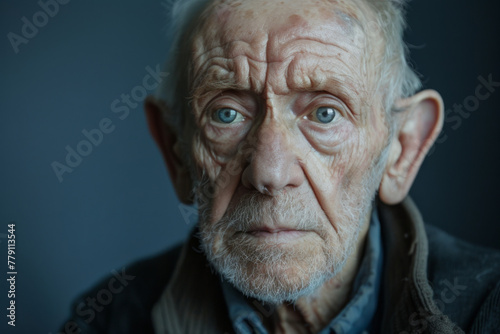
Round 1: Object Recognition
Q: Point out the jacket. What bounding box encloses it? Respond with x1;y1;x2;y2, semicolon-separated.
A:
62;198;500;333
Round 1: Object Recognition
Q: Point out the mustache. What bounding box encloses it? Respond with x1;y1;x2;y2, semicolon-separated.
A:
208;191;323;233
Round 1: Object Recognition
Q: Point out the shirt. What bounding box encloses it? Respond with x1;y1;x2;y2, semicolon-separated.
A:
221;208;383;334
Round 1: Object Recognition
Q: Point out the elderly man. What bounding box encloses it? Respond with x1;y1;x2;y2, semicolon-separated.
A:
63;0;500;333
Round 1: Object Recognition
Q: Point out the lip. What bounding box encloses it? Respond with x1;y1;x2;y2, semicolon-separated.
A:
244;228;310;242
247;227;298;234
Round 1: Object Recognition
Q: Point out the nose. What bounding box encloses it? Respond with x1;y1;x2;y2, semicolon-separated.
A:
241;121;304;195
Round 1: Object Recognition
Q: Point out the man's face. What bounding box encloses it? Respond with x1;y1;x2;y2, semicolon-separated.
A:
186;0;391;303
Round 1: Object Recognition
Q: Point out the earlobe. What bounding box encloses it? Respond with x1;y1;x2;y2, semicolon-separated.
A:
144;96;193;204
379;89;444;205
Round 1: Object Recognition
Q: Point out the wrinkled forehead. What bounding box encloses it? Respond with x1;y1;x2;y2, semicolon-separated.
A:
194;0;371;51
187;0;381;95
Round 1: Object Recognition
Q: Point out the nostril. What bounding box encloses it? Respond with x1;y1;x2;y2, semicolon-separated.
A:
261;186;272;196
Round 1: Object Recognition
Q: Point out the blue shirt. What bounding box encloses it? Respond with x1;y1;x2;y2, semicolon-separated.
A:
221;208;383;334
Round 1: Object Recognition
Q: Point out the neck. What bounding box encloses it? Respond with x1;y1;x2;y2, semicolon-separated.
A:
264;216;371;333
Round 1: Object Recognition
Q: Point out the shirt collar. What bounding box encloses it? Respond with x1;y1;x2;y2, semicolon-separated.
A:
221;207;383;334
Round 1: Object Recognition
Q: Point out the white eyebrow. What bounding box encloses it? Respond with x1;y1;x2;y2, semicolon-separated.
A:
335;10;362;36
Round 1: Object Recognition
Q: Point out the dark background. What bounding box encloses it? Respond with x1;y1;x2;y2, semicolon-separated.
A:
0;0;499;332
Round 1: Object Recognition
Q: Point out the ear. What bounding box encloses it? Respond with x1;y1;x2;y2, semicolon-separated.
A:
144;96;193;204
379;89;444;205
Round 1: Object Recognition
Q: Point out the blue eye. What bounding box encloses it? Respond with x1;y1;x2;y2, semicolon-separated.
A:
314;107;336;123
213;108;243;124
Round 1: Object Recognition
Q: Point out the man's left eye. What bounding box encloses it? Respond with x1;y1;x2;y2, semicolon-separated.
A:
310;107;337;124
212;108;245;124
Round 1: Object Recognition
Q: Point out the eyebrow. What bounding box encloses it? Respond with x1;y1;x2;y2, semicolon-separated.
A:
191;76;247;100
335;10;362;36
190;63;367;122
189;8;369;102
194;43;365;87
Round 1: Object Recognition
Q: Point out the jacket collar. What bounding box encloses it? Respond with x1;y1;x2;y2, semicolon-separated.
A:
377;197;463;333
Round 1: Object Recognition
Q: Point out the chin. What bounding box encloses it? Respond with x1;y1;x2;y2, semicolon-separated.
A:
197;187;368;304
201;226;356;304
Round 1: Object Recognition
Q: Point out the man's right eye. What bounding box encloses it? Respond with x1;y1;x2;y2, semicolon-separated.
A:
212;108;244;124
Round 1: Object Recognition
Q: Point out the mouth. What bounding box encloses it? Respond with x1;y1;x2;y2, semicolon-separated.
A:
244;227;311;242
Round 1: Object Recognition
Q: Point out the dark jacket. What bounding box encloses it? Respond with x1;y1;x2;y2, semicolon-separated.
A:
61;198;500;333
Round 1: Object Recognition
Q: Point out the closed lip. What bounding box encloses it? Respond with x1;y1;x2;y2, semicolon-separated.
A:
243;228;311;242
246;227;301;234
243;226;313;238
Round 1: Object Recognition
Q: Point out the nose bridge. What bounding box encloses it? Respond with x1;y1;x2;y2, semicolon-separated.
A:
254;119;287;166
242;117;303;195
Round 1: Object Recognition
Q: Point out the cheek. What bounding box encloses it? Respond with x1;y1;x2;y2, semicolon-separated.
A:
302;124;362;187
192;134;246;223
203;126;251;161
336;126;389;206
192;133;221;181
192;121;247;178
366;103;390;145
299;121;355;155
211;162;245;223
299;127;379;224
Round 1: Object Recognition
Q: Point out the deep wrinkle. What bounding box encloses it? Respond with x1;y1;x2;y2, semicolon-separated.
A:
190;0;393;332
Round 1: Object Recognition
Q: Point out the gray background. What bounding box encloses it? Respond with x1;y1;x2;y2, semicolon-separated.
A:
0;0;499;332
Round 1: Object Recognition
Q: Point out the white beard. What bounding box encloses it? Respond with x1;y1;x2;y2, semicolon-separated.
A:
196;142;389;304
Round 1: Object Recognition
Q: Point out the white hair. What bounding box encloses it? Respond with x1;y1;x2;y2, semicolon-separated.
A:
155;0;212;132
364;0;422;113
155;0;422;131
